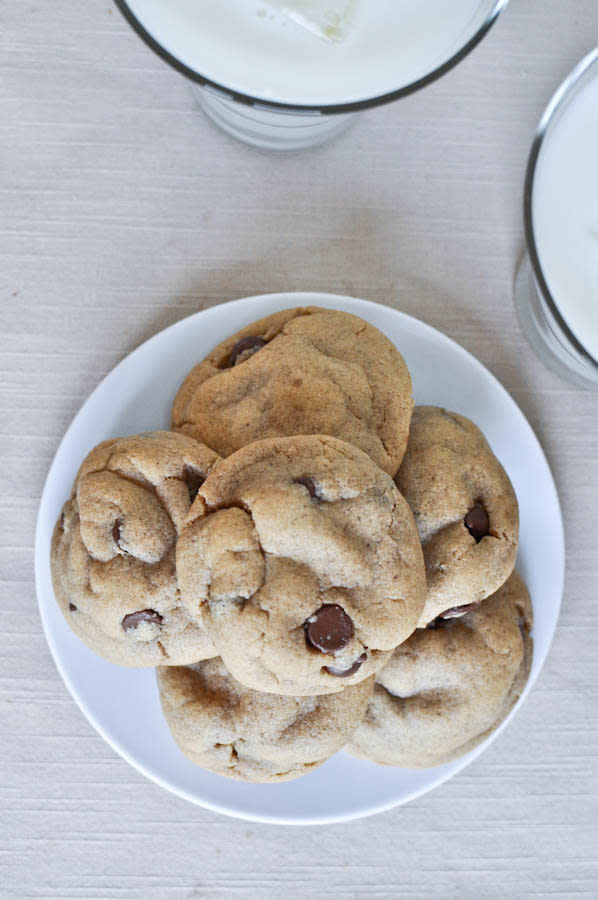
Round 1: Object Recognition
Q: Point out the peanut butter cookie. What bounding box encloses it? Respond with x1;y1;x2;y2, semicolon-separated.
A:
172;307;412;476
51;431;220;666
347;571;533;768
396;406;519;627
158;657;374;782
177;434;426;695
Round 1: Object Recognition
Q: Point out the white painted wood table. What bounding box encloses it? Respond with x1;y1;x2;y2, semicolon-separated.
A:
2;2;598;897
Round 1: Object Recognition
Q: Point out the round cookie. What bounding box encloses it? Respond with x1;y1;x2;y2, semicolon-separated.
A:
395;406;519;627
177;435;426;695
51;431;220;667
171;306;413;476
157;658;374;782
347;571;533;768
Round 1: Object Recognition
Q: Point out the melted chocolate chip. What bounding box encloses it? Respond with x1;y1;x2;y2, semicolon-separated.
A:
304;604;354;654
464;502;490;542
112;518;123;547
439;602;481;620
183;465;205;504
427;617;450;630
59;512;65;531
229;336;266;367
121;609;163;632
294;477;318;498
69;603;77;612
517;613;530;637
325;652;367;678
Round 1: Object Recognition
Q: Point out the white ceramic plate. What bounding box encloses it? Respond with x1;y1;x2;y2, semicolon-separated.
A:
35;293;564;825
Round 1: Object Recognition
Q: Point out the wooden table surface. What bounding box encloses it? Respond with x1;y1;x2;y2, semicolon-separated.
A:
2;2;598;897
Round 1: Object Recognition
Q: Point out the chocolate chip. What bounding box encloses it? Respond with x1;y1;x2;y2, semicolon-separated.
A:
112;518;123;546
304;604;354;654
326;652;367;677
464;502;490;542
69;603;77;612
517;614;530;637
183;465;205;503
59;512;65;531
229;336;266;367
427;617;450;630
121;609;163;632
439;602;481;620
294;477;318;498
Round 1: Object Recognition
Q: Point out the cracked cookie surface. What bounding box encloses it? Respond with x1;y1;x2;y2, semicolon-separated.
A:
51;431;220;667
171;306;413;476
395;406;519;627
157;657;374;782
347;571;533;768
177;434;426;695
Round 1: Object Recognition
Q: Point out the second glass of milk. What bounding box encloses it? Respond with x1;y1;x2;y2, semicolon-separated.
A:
515;49;598;387
116;0;508;150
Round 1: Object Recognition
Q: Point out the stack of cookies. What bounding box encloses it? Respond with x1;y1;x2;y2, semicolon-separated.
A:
51;307;532;781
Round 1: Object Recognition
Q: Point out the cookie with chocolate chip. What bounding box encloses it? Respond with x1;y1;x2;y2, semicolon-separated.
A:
157;657;374;782
347;571;533;768
395;406;519;627
171;307;413;477
51;431;220;666
176;435;426;695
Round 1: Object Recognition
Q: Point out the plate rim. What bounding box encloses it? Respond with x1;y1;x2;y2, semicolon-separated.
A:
35;291;565;825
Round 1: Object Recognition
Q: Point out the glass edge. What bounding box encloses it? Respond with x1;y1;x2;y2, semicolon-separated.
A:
114;0;509;114
523;47;598;370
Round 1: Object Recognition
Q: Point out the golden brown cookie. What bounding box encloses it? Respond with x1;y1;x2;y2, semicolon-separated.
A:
347;571;533;768
395;406;519;627
157;658;374;782
51;431;220;667
177;435;426;695
172;307;413;476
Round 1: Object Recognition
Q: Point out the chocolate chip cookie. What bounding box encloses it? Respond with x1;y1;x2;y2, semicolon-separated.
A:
176;435;426;695
347;571;533;768
157;657;374;782
172;307;413;476
395;406;519;627
51;431;220;667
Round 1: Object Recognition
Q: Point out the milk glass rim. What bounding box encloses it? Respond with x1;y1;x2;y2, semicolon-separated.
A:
523;47;598;371
115;0;509;114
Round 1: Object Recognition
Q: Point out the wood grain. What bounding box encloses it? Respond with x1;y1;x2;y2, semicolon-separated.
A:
1;1;598;897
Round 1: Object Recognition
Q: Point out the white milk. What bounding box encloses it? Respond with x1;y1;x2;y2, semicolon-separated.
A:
532;75;598;361
126;0;496;106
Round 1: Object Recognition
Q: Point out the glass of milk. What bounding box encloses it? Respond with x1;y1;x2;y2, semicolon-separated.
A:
515;49;598;387
115;0;509;150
